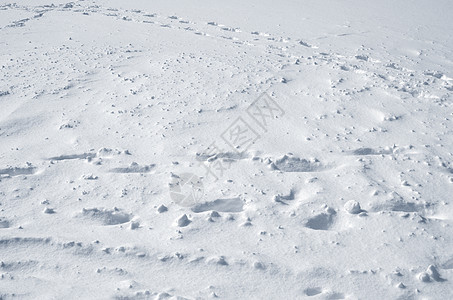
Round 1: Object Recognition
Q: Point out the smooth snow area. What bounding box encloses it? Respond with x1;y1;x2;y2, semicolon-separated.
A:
1;0;453;299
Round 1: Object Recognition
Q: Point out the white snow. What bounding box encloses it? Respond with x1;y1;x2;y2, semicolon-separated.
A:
1;0;453;299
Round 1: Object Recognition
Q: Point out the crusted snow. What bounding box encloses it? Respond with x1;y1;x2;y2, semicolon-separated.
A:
0;0;452;299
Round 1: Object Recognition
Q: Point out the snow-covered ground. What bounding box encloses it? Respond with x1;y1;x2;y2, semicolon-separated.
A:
1;0;453;299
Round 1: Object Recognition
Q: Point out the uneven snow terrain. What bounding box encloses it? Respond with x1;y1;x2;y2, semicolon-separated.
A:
1;0;453;299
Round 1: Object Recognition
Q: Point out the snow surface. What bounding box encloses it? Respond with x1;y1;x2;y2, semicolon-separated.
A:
1;0;453;299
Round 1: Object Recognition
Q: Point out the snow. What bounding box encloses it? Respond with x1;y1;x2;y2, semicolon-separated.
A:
1;0;452;299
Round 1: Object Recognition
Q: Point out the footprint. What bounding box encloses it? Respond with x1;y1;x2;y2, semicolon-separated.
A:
355;54;369;61
48;153;96;161
305;208;336;231
191;198;244;213
0;237;51;247
274;189;295;204
0;166;36;177
251;31;270;37
108;162;155;173
369;193;424;213
351;147;393;156
304;287;322;296
299;40;313;48
271;155;327;172
305;213;335;230
325;292;345;299
7;18;29;28
79;208;132;225
441;257;453;270
196;150;248;163
304;287;344;299
0;218;10;228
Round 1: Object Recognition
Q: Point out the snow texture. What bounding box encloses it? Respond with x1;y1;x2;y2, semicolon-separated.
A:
0;0;452;298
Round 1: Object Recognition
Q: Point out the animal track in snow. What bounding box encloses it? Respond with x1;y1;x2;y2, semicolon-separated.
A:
7;2;302;54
